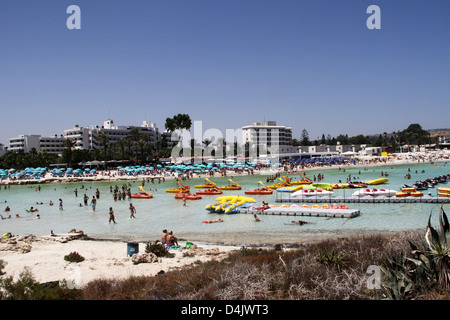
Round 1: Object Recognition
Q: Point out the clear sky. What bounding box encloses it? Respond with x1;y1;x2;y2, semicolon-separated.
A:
1;0;449;145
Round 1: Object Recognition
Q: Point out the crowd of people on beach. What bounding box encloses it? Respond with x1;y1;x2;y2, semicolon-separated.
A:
1;150;449;186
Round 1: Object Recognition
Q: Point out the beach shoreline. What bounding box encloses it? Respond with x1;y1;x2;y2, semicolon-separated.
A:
1;151;449;186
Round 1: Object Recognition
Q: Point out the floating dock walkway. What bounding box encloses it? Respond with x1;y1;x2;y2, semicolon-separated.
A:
238;207;361;219
276;195;450;204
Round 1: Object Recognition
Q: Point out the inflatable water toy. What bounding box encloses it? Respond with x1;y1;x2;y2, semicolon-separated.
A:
311;183;333;191
364;178;389;185
206;195;256;214
217;179;242;190
131;193;153;199
131;186;153;199
202;219;224;224
438;187;450;194
195;178;217;189
283;175;313;185
166;182;190;193
175;192;202;200
291;189;334;197
196;187;223;195
395;187;423;197
438;192;450;198
352;188;398;197
276;185;303;192
347;182;368;188
332;183;350;189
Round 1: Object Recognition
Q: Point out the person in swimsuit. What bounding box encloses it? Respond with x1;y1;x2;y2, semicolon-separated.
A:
161;229;168;246
90;196;97;212
129;203;136;218
109;207;116;224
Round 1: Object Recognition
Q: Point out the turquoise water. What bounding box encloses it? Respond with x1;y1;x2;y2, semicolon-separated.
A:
0;162;449;244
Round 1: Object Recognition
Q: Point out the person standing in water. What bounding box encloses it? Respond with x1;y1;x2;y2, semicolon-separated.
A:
109;207;116;224
91;196;97;212
129;203;136;218
59;199;63;211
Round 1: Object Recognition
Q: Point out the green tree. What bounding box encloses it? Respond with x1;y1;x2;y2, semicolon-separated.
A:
63;138;76;166
165;114;192;132
97;132;109;161
300;129;310;146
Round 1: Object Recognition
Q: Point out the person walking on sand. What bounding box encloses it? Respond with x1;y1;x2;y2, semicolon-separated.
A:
109;207;116;224
129;203;136;218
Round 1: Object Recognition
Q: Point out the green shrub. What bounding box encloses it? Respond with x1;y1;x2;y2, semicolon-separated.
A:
64;252;85;263
145;240;172;258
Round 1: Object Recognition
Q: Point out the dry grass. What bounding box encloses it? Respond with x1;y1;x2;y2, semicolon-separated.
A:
80;232;446;300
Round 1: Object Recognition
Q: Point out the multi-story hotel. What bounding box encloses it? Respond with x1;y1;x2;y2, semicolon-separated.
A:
242;121;295;154
8;119;175;155
8;134;65;154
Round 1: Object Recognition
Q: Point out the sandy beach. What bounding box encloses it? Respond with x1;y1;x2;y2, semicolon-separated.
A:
0;233;240;287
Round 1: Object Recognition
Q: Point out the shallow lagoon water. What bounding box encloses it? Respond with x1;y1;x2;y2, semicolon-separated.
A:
0;162;449;244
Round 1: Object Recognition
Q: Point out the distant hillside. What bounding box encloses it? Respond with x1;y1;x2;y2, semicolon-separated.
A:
428;129;450;136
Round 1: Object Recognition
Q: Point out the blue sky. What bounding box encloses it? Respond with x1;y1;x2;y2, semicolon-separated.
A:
1;0;449;145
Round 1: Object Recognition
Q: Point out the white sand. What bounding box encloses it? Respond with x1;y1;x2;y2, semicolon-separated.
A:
0;235;239;288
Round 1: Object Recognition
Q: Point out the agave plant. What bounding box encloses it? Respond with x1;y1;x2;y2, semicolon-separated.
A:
379;252;414;300
380;205;450;299
409;204;450;289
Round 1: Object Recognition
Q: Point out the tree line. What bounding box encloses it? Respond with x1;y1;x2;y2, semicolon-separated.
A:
0;121;438;170
294;123;435;150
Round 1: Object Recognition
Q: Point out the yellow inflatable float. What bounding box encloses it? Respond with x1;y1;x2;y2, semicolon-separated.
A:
206;195;256;214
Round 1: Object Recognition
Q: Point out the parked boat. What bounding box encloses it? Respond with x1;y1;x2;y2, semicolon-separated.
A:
175;192;202;200
166;182;190;193
195;178;217;189
130;192;153;199
196;187;223;195
245;188;273;195
217;179;242;190
131;186;153;199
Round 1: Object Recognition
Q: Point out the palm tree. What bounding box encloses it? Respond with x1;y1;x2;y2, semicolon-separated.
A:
63;138;76;166
97;132;109;161
114;138;127;160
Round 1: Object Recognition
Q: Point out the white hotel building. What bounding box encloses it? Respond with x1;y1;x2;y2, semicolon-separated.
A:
8;134;65;154
242;121;295;155
64;119;163;150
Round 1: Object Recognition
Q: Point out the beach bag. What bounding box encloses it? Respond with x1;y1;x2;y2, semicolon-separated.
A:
186;241;193;249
